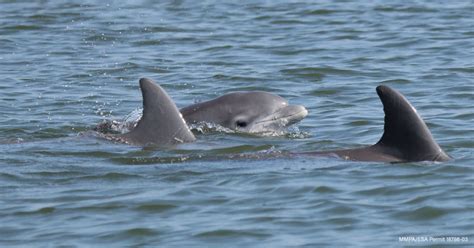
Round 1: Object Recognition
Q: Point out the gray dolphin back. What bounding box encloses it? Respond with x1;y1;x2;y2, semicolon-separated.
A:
118;78;196;146
373;85;450;161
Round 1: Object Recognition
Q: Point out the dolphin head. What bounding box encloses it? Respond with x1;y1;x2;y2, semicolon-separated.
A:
181;91;308;133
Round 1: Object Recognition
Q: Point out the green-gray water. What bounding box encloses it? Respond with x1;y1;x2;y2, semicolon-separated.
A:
1;1;473;247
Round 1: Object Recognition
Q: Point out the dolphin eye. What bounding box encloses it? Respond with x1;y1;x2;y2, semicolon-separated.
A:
236;120;247;128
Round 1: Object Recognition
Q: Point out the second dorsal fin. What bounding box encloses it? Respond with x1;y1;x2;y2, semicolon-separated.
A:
374;85;449;161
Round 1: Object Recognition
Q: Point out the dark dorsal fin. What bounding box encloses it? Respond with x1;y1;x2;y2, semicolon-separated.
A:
374;85;449;161
119;78;195;146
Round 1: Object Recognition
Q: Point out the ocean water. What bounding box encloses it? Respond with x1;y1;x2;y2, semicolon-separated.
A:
0;0;473;247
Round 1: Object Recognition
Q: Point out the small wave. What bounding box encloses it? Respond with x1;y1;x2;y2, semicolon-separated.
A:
280;67;325;80
313;186;340;194
111;148;285;165
123;228;158;236
132;40;162;46
194;229;270;238
84;33;120;42
374;6;438;13
393;206;449;221
0;172;23;181
442;67;474;74
68;172;145;181
134;203;178;213
97;227;159;240
304;9;339;15
13;207;55;216
28;14;57;22
4;25;42;31
211;74;265;82
322;217;359;227
201;45;233;52
309;88;340;96
281;66;365;79
378;79;412;84
354;185;432;196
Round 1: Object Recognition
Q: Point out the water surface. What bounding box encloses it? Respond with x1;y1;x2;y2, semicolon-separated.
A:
0;0;473;247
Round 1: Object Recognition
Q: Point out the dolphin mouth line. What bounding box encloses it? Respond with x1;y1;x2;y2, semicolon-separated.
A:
255;106;308;125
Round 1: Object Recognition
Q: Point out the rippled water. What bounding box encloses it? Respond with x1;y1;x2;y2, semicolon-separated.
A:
1;0;473;247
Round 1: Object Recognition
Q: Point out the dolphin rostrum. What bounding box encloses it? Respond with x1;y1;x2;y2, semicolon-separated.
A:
303;85;450;162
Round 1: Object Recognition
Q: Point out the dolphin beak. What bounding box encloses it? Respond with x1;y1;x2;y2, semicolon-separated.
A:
255;105;308;127
279;105;308;125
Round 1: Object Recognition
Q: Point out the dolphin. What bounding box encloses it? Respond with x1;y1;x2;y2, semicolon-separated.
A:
106;78;195;146
180;91;308;133
96;84;308;135
302;85;450;162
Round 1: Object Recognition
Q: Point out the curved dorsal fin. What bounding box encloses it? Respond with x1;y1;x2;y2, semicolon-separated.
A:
119;78;195;146
374;85;449;161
